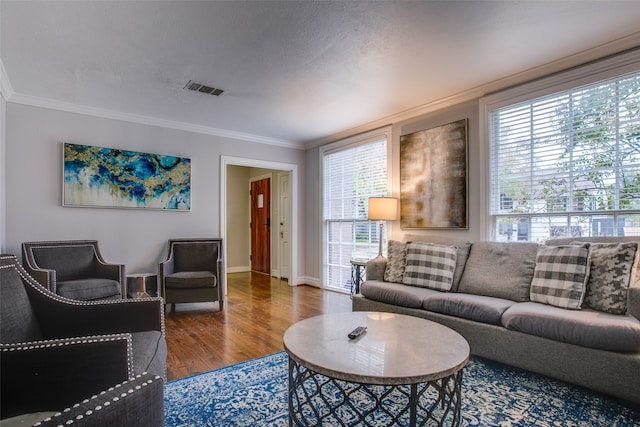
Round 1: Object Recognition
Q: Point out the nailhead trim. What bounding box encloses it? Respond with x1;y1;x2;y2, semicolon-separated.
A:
2;254;166;399
30;374;162;425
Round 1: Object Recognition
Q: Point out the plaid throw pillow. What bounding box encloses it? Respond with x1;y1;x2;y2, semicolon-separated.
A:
383;240;407;283
403;242;457;291
530;244;589;309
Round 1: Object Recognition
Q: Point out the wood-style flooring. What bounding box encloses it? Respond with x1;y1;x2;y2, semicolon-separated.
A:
164;272;352;380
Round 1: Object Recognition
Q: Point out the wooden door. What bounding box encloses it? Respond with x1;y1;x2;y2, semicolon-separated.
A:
251;178;271;274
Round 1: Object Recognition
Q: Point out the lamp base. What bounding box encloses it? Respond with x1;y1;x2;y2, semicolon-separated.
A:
378;220;384;258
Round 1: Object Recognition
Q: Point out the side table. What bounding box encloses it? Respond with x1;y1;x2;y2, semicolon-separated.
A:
350;259;367;297
126;273;158;298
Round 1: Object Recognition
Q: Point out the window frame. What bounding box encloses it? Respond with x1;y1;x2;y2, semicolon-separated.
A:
319;126;392;292
479;49;640;241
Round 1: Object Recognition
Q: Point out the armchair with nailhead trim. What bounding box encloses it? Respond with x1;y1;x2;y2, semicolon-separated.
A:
0;254;166;426
22;240;126;301
159;238;224;312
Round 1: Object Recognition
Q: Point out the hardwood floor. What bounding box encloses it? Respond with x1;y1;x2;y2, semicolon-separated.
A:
164;272;352;380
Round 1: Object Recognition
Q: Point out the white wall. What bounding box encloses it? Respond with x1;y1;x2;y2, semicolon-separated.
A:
304;100;481;282
4;103;306;280
226;165;250;271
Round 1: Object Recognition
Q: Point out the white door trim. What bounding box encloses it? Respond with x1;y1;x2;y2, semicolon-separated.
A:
220;156;298;291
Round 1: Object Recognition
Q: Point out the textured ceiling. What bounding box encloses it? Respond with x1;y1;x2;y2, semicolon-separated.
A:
2;1;640;147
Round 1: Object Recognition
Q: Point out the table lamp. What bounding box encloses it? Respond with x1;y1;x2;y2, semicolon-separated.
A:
368;196;399;258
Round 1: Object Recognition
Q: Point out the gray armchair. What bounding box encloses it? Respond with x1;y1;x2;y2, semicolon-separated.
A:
22;240;125;301
159;238;224;312
0;254;166;425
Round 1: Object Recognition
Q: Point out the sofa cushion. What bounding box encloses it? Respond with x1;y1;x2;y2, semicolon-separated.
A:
423;293;516;325
502;302;640;352
365;257;387;281
405;235;471;292
165;271;217;289
573;241;637;315
383;240;406;283
457;241;538;302
403;242;457;291
530;244;589;310
360;280;440;309
57;278;122;301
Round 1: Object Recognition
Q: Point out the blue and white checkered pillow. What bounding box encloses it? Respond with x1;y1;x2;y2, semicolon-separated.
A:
403;242;457;291
530;244;590;309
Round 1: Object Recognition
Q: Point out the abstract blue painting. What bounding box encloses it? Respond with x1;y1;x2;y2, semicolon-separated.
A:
63;143;191;210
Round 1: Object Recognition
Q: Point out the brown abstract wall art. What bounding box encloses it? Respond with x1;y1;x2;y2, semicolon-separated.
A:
400;119;468;229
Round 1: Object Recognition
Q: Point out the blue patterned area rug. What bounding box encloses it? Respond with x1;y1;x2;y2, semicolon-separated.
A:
164;351;639;426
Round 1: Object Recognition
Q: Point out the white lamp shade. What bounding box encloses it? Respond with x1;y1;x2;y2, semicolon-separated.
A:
368;197;399;221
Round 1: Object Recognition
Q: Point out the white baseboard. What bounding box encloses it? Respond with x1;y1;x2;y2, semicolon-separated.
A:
296;276;321;288
227;266;251;273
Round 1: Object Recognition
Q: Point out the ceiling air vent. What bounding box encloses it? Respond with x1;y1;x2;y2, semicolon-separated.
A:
184;80;224;96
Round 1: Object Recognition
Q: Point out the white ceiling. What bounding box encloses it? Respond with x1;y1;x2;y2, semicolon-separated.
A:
2;1;640;147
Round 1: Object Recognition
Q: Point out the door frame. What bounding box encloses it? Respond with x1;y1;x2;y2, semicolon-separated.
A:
220;156;298;288
278;172;291;279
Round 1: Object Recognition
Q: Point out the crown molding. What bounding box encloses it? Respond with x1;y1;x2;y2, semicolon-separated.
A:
305;31;640;149
5;92;304;150
3;30;639;151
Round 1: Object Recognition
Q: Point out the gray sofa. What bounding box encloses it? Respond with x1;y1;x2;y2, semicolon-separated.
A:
352;235;640;405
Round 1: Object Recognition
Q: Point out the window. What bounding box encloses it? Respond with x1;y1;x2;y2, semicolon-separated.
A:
322;130;389;292
485;66;640;242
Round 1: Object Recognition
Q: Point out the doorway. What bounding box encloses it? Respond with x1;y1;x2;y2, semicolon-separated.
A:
221;156;298;296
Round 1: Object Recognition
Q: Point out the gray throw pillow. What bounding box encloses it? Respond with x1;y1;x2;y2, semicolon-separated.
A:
530;244;589;310
403;242;457;291
383;240;406;283
574;242;637;314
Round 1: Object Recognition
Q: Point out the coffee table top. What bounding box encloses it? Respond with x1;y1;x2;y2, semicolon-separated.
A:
283;311;470;385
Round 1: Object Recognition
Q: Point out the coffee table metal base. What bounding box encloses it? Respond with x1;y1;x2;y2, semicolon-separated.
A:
288;357;463;427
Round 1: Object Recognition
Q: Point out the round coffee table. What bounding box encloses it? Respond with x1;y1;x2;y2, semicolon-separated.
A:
283;311;470;426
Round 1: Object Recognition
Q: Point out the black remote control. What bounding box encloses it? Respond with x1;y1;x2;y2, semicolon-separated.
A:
348;326;367;339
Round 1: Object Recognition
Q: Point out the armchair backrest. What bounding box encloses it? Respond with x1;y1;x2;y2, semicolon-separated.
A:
171;240;221;273
23;241;99;281
0;255;43;343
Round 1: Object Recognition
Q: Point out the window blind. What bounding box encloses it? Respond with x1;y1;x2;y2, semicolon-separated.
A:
489;71;640;242
323;138;388;292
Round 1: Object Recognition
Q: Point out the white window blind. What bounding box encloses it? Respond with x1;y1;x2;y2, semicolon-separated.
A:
489;71;640;242
323;138;388;292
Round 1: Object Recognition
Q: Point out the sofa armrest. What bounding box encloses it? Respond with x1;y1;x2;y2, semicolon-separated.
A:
95;261;126;297
21;264;57;293
0;335;132;419
159;253;175;275
27;288;165;338
629;287;640;320
25;373;164;427
366;258;387;281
